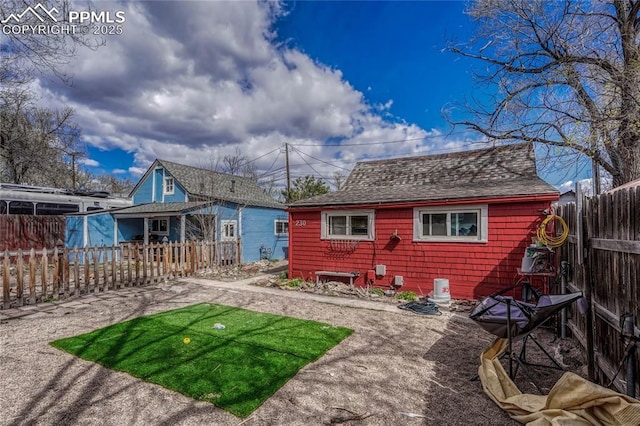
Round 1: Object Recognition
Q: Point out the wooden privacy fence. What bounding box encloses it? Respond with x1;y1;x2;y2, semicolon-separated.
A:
1;240;240;310
0;215;66;252
557;185;640;396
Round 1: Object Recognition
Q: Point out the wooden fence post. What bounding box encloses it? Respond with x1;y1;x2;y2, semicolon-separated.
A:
52;247;60;297
29;248;36;304
73;248;80;296
2;251;10;309
41;248;48;299
83;247;90;294
63;248;70;298
16;250;24;307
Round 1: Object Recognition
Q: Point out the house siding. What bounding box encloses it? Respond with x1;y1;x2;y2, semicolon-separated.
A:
288;199;553;300
154;168;164;202
133;173;154;204
162;179;187;203
241;207;288;262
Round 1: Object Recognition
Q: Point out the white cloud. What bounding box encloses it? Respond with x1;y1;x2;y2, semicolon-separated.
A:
557;180;574;194
112;169;127;174
36;1;461;183
128;167;147;176
79;158;99;167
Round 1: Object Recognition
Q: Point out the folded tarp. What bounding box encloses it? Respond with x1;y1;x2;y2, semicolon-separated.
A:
479;338;640;425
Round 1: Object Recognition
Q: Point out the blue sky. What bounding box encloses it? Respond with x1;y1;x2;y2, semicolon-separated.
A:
24;1;587;192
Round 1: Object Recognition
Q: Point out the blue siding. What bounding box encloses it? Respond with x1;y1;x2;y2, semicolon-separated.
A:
133;172;154;204
117;218;143;242
189;202;286;262
240;207;288;262
154;169;164;202
163;180;187;203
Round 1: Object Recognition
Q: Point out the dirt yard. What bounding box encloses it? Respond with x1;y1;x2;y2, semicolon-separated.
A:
0;268;585;426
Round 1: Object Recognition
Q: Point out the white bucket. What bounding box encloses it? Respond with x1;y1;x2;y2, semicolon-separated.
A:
430;278;451;302
521;256;534;273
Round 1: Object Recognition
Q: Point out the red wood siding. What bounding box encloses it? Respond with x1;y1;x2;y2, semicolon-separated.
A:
288;200;554;300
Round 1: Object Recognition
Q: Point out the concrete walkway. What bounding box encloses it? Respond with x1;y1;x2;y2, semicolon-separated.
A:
0;274;452;321
179;276;434;314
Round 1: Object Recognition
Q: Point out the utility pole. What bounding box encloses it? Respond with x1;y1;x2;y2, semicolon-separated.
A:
285;143;291;202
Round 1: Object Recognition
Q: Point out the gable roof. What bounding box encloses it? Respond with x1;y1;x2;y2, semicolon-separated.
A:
132;159;284;209
290;143;558;207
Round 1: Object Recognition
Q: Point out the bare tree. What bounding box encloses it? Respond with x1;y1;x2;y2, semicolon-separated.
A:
332;171;347;191
222;147;246;176
0;89;84;186
447;0;640;189
0;0;104;86
93;174;135;195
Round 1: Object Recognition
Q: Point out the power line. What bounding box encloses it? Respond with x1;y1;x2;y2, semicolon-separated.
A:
291;146;352;171
292;147;331;182
289;131;473;147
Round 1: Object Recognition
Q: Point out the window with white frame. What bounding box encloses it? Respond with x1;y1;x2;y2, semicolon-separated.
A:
150;218;169;235
274;219;288;236
321;210;374;240
163;176;174;195
414;205;487;242
221;220;237;241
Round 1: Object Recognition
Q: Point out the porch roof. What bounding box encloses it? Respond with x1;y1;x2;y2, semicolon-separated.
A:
112;202;209;218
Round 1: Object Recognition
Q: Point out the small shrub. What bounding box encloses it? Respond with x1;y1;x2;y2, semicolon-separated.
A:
396;291;418;301
284;278;303;288
278;271;288;280
42;296;58;303
369;288;385;297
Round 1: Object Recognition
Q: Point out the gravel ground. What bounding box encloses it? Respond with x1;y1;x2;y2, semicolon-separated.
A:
0;275;583;426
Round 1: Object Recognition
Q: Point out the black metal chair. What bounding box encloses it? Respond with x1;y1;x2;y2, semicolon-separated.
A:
470;290;584;392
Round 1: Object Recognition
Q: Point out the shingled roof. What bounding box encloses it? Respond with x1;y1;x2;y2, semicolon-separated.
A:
111;202;209;217
138;160;283;209
290;143;558;207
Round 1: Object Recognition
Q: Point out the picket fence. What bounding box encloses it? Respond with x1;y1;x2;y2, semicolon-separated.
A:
1;240;240;309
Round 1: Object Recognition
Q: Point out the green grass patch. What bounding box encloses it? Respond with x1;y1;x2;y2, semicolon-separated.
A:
396;291;418;301
283;278;304;288
50;303;352;418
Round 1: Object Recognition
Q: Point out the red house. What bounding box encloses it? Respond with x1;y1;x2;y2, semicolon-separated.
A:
287;144;559;300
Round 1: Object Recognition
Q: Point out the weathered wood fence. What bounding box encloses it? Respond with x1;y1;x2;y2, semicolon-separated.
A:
1;240;240;310
557;185;639;396
0;215;66;252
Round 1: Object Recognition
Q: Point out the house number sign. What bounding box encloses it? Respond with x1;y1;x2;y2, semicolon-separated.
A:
295;220;307;227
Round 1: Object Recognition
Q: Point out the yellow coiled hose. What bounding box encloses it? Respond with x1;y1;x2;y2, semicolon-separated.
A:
536;214;569;248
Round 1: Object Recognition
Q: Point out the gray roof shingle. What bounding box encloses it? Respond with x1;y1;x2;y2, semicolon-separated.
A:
290;144;559;207
113;202;209;216
156;160;284;209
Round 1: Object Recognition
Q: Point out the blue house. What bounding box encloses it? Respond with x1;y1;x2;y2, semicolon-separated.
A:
66;159;288;262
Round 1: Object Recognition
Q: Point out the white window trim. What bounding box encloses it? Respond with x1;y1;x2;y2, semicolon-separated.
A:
163;175;174;196
413;205;488;243
150;217;170;236
274;219;289;236
321;210;375;241
221;219;237;241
